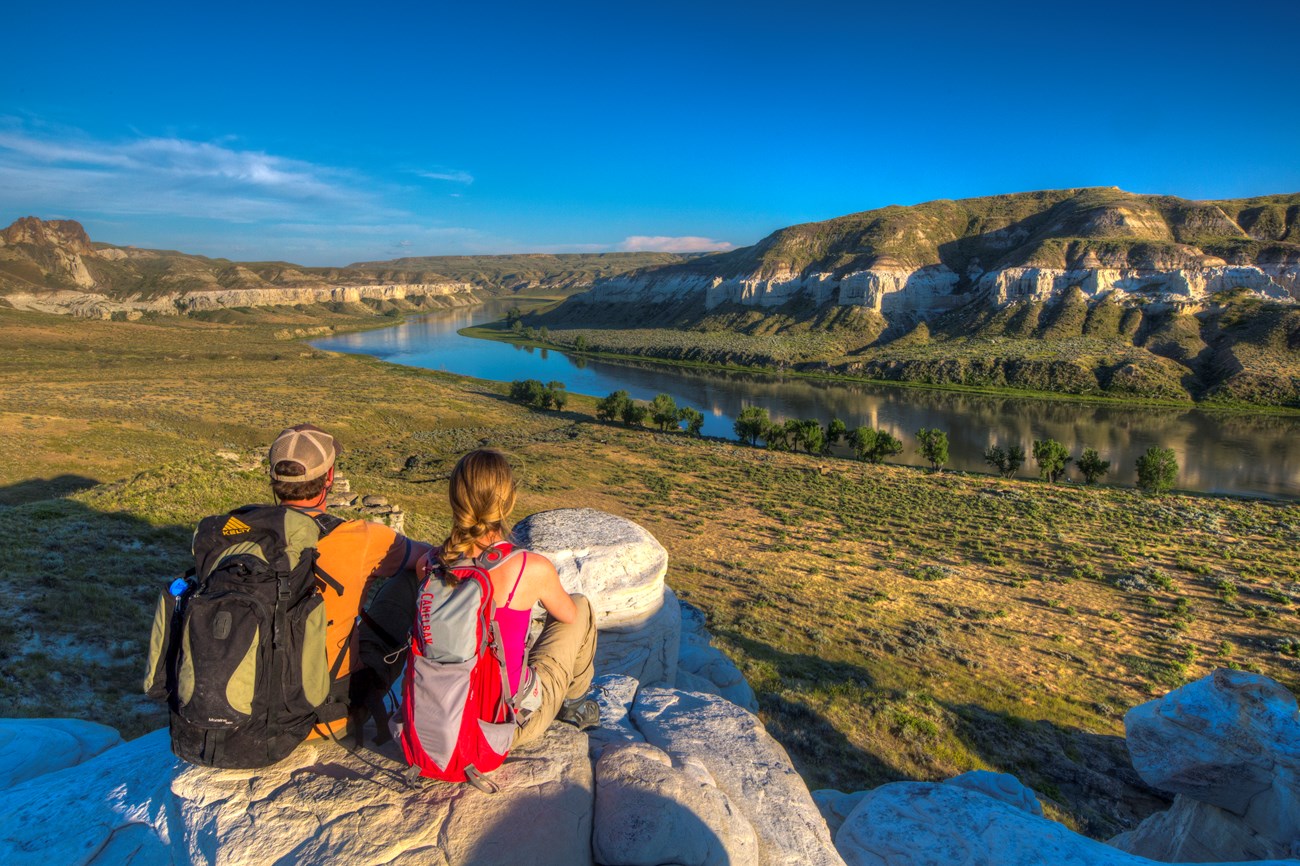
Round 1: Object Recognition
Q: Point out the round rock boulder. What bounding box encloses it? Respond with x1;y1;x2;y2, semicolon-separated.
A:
514;508;680;686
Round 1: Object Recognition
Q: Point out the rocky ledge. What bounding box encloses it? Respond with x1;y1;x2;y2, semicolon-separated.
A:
1;509;1297;865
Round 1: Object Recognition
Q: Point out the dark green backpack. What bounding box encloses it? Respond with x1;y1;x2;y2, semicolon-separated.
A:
143;505;344;768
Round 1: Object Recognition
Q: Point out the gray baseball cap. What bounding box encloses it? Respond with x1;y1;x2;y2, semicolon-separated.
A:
268;423;340;481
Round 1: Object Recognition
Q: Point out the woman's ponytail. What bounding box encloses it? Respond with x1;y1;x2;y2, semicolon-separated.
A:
438;449;518;567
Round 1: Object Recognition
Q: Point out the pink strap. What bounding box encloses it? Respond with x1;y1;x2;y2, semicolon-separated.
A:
505;551;528;606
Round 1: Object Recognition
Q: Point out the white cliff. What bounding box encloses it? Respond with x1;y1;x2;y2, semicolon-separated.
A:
3;282;479;319
572;261;1298;316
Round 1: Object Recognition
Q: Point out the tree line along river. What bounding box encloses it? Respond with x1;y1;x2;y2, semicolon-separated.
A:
312;303;1300;500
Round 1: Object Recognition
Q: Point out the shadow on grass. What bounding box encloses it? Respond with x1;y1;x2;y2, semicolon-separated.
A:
943;701;1170;839
0;479;189;738
710;627;1169;840
0;474;99;506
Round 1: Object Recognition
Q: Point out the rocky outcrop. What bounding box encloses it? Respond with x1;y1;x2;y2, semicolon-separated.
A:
832;777;1298;866
570;260;1298;316
677;599;758;712
1110;670;1300;861
0;217;97;289
0;718;122;788
515;508;681;687
556;189;1300;321
978;264;1296;304
594;741;758;865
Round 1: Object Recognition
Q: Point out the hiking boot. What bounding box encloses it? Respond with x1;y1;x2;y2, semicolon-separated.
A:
556;697;600;731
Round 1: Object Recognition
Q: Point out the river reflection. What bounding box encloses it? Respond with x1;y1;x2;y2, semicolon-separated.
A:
313;304;1300;499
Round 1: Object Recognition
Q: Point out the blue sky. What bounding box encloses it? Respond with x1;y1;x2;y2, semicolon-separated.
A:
4;0;1298;265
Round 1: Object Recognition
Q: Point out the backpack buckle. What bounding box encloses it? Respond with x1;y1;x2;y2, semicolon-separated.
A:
277;576;291;600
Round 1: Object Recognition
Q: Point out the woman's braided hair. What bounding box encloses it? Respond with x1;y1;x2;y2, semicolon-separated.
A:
438;448;518;567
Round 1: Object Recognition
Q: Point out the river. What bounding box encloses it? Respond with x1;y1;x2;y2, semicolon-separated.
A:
312;303;1300;499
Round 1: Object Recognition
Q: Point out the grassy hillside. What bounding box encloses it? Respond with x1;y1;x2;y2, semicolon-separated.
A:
2;308;1298;838
346;252;706;297
0;217;697;300
523;292;1300;406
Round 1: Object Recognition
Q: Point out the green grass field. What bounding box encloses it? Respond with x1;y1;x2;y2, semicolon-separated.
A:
2;306;1297;838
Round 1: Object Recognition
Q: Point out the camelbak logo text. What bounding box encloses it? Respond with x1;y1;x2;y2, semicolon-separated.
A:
222;516;252;536
419;594;434;645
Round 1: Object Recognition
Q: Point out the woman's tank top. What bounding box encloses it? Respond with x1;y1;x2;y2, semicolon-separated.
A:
492;550;530;695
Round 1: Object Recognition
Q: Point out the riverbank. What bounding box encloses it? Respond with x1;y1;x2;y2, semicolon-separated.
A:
3;306;1299;837
460;322;1300;417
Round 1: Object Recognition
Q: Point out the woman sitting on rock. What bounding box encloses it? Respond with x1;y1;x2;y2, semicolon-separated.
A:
358;448;598;750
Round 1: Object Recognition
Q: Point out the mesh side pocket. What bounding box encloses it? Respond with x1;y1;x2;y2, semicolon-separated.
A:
283;593;329;714
478;719;516;756
143;590;176;700
409;656;475;770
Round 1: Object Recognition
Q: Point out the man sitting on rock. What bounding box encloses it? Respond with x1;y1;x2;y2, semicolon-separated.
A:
266;423;430;741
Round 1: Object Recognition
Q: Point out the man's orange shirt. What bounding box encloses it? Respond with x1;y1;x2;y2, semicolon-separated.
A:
315;518;416;679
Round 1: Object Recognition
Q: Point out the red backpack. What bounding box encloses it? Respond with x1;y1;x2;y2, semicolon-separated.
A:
398;543;524;791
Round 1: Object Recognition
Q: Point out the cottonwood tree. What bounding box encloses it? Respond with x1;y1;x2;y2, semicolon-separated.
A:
596;390;630;422
649;393;679;431
850;428;904;464
734;406;770;446
620;399;648;427
983;443;1025;478
1136;446;1178;494
509;379;565;410
1033;438;1072;482
916;428;949;471
793;419;825;454
826;418;847;447
1076;448;1111;484
678;406;704;436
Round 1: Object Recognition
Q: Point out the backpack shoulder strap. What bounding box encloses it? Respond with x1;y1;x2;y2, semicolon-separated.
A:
310;511;347;537
474;541;520;571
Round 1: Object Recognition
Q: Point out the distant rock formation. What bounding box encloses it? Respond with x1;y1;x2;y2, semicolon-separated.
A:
556;188;1300;320
1;511;1296;865
0;216;480;318
0;218;694;318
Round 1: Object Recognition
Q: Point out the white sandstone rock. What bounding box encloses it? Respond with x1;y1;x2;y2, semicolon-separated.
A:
0;724;594;866
811;789;870;837
594;741;758;866
633;687;845;866
678;600;758;712
1115;669;1300;861
835;781;1299;866
1110;793;1300;862
0;717;124;788
514;508;681;686
944;770;1043;816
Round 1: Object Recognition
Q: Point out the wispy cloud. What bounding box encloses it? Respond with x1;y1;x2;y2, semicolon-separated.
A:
618;235;734;253
0;119;391;224
413;167;474;184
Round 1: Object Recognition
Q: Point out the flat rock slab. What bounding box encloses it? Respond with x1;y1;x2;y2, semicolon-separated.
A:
0;724;593;866
0;717;123;788
632;687;844;866
836;781;1299;866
